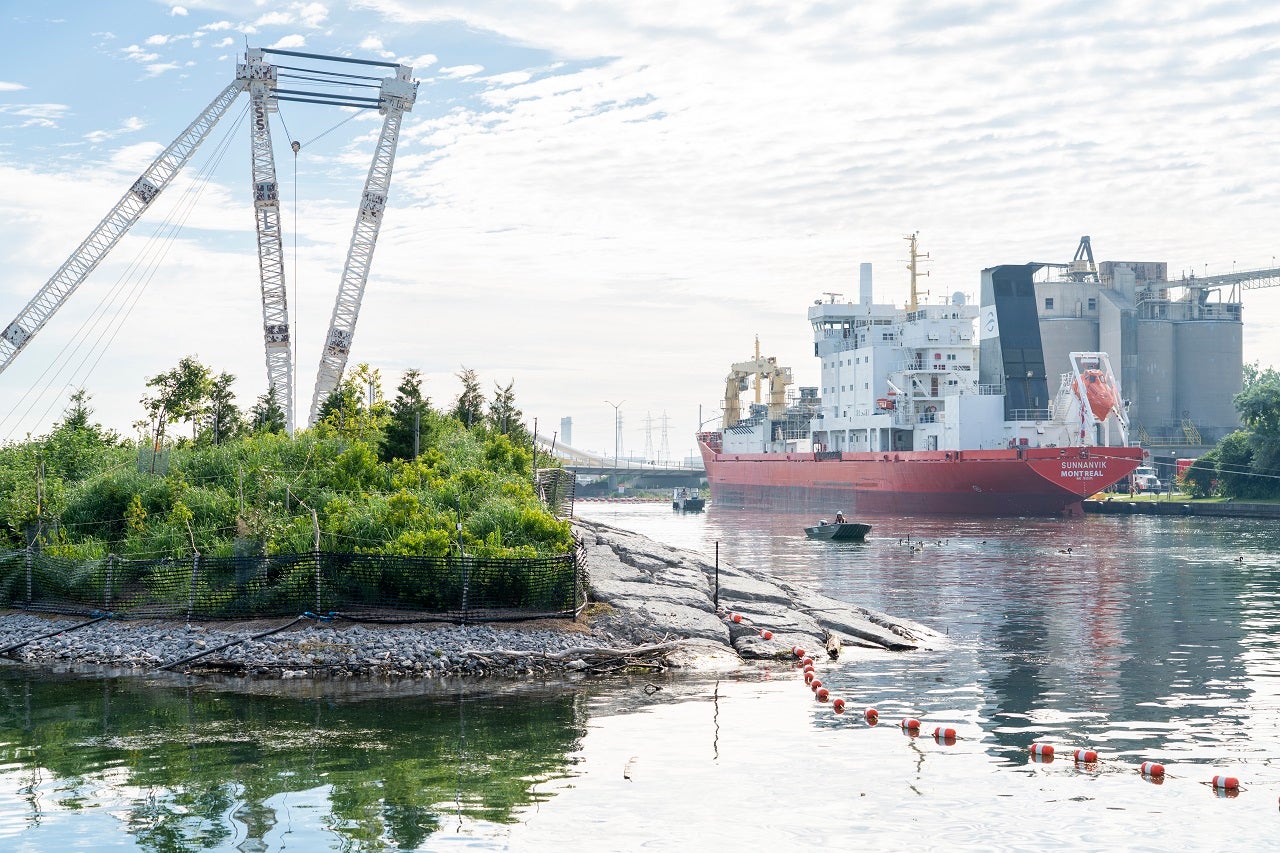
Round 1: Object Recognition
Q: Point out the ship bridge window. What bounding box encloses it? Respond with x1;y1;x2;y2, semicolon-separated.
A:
1044;297;1054;310
1088;297;1097;310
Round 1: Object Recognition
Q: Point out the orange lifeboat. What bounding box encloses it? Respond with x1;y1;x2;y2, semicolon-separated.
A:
1077;369;1117;421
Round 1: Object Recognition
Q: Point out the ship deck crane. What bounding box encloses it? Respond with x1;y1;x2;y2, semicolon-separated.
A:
0;48;418;434
722;337;792;429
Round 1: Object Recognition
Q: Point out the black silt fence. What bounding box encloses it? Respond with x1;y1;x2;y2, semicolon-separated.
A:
0;547;587;623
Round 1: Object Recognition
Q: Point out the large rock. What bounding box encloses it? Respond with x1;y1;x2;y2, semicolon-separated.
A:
575;518;945;666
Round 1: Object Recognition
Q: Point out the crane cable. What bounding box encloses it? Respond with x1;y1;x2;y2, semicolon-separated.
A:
21;106;250;439
0;103;251;440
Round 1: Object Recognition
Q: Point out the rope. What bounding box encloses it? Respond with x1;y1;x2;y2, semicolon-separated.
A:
0;612;112;657
157;613;309;671
0;103;250;439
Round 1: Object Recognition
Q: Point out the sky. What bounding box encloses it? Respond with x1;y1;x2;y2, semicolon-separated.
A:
2;0;1280;461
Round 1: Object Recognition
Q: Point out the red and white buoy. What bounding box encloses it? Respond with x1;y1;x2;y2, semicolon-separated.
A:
804;671;815;684
816;687;829;702
794;647;806;659
933;727;957;744
731;613;742;624
1211;775;1240;792
760;630;773;640
1139;762;1165;783
832;698;846;713
1073;749;1099;764
900;718;921;731
1029;743;1055;760
864;708;879;725
810;679;823;692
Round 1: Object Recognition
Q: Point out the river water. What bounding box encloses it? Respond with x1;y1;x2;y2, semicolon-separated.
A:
2;503;1278;850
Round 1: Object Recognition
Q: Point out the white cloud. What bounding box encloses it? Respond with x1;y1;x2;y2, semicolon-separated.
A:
255;12;293;27
296;3;329;28
270;34;307;49
121;44;160;63
84;116;146;144
0;103;68;129
145;34;170;45
0;82;28;92
360;36;384;51
439;64;483;79
144;62;181;77
215;37;233;47
170;5;188;16
204;21;235;32
400;53;437;71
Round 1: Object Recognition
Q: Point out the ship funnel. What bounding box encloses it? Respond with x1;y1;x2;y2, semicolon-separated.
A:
859;263;873;305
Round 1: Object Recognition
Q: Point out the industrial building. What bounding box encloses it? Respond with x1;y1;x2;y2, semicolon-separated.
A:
1031;238;1279;452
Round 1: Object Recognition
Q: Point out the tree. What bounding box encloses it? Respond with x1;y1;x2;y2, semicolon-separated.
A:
250;383;287;434
488;379;530;445
382;369;431;462
1181;453;1218;499
200;372;243;445
1228;362;1280;499
63;387;93;431
141;356;213;448
451;367;484;428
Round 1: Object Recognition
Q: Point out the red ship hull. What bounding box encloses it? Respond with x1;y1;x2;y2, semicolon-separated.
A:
699;443;1144;516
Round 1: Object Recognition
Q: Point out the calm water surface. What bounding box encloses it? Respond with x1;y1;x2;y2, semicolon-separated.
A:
2;503;1279;850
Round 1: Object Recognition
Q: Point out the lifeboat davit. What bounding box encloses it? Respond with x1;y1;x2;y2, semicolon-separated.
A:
1077;369;1117;421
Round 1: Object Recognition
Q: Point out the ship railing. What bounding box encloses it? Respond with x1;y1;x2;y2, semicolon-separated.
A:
1008;408;1052;422
977;384;1005;396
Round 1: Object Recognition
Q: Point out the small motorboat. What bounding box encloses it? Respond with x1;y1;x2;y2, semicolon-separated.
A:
672;487;706;512
804;520;871;541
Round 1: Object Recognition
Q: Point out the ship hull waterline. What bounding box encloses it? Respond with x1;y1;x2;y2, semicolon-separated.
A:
699;444;1144;517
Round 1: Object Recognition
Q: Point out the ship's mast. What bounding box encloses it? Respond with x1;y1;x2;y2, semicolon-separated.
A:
905;232;930;311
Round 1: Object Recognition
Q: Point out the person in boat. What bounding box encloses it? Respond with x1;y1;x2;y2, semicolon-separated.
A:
834;511;845;524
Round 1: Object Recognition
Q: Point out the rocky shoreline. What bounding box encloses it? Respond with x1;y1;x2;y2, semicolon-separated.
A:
0;518;942;679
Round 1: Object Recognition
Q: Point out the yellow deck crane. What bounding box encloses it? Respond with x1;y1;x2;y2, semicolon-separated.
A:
722;337;792;428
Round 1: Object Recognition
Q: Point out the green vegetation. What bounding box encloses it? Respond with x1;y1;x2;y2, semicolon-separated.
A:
1176;362;1280;501
1;360;570;561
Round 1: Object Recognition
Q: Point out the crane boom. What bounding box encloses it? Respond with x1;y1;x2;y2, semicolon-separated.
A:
308;63;417;425
0;81;246;375
244;49;294;433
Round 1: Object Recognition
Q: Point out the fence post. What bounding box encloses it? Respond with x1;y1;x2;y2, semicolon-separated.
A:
105;553;114;611
25;546;32;605
187;552;199;623
714;540;719;610
460;554;470;626
313;549;321;614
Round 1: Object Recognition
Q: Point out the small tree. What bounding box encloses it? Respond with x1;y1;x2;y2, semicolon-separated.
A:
383;369;431;462
141;356;213;448
251;383;287;434
451;367;484;428
200;371;244;445
1181;454;1218;499
488;379;530;445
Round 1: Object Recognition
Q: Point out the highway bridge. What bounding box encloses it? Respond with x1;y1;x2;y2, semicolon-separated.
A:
536;437;704;481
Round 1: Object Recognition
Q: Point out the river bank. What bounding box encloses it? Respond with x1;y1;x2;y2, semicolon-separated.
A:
0;518;939;678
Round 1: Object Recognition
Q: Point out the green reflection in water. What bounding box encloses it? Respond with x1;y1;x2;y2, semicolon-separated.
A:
0;668;586;850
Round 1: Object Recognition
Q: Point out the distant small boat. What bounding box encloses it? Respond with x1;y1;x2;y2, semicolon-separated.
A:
805;520;871;541
673;487;706;512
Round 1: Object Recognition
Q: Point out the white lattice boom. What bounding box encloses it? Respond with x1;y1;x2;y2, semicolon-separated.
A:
308;65;417;426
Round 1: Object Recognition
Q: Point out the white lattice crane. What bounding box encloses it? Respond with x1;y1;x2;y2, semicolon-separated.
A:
0;48;419;435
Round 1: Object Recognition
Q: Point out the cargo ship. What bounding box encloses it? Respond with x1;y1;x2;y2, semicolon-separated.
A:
697;236;1144;516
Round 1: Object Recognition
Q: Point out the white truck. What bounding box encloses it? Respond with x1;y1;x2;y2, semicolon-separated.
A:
1131;466;1162;492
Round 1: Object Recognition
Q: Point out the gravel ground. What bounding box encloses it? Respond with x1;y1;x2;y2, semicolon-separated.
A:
0;611;635;678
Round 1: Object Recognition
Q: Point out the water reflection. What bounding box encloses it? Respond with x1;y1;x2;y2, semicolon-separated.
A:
582;504;1280;768
0;672;587;850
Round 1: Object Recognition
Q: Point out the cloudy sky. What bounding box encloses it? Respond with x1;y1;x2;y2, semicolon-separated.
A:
2;0;1279;459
